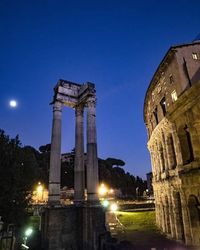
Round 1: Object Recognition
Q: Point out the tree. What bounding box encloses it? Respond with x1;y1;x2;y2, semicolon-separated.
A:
0;130;37;227
105;158;125;167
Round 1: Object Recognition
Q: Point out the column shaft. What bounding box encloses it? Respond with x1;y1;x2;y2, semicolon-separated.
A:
74;105;85;202
49;101;62;205
86;97;99;202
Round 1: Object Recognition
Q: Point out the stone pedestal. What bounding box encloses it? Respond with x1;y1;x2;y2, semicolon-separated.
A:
42;205;107;250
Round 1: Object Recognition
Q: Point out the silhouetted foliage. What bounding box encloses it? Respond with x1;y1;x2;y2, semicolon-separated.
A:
106;158;125;167
39;143;51;153
99;158;147;197
0;128;147;229
0;130;37;227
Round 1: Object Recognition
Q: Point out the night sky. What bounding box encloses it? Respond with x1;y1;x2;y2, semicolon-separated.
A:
0;0;200;178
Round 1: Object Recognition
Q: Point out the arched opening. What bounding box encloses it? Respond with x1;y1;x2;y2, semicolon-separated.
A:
153;107;159;125
160;97;167;116
188;195;200;245
174;192;185;241
188;195;200;227
165;196;171;234
184;125;194;163
178;125;194;164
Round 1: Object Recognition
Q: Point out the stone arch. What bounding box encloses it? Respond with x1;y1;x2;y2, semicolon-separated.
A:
188;195;200;227
188;195;200;245
174;192;185;241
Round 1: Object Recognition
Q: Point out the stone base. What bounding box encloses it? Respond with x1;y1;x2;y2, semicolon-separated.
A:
42;204;107;250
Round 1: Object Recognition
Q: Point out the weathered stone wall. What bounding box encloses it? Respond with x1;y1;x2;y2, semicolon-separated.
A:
42;205;107;250
144;41;200;247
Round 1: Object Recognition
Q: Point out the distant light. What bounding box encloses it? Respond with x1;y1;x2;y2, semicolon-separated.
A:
109;189;114;194
110;203;118;212
37;184;43;193
9;100;17;108
102;200;109;208
98;183;107;196
25;228;33;237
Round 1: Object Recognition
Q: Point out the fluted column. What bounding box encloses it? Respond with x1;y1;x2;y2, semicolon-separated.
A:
74;105;85;203
86;97;99;202
49;101;62;205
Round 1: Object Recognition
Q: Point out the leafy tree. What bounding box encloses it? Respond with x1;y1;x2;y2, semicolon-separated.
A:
0;130;37;227
106;158;125;167
39;143;51;153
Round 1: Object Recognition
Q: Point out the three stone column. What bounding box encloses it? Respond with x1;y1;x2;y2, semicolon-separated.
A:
49;97;99;205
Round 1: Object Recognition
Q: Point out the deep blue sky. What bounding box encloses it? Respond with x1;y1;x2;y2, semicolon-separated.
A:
0;0;200;178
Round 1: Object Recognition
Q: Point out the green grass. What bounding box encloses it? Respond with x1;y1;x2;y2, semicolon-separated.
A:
116;211;158;232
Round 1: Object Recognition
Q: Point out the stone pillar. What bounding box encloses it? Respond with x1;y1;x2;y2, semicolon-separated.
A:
161;203;166;232
158;146;165;173
169;193;176;238
155;142;161;181
86;97;99;202
74;105;85;203
49;101;62;205
161;133;169;172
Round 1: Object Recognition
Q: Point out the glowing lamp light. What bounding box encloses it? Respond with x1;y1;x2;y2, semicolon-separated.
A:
25;228;33;237
37;184;43;193
102;200;109;208
109;189;114;194
110;203;118;212
98;183;107;196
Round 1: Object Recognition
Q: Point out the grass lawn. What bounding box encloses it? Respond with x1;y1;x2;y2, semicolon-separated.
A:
116;210;158;232
114;211;190;249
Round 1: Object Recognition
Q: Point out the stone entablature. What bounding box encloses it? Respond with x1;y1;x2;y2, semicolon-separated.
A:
49;79;99;205
144;41;200;247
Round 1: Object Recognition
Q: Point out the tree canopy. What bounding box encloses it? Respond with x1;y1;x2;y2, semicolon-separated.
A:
0;130;37;227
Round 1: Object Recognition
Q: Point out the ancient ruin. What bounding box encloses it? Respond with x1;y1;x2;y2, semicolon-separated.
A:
144;40;200;247
43;80;106;250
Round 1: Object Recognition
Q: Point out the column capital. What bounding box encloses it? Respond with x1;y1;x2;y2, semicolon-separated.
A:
53;101;62;112
86;96;96;108
75;104;84;116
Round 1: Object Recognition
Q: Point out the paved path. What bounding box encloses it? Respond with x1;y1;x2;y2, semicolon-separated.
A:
116;230;196;250
106;212;198;250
